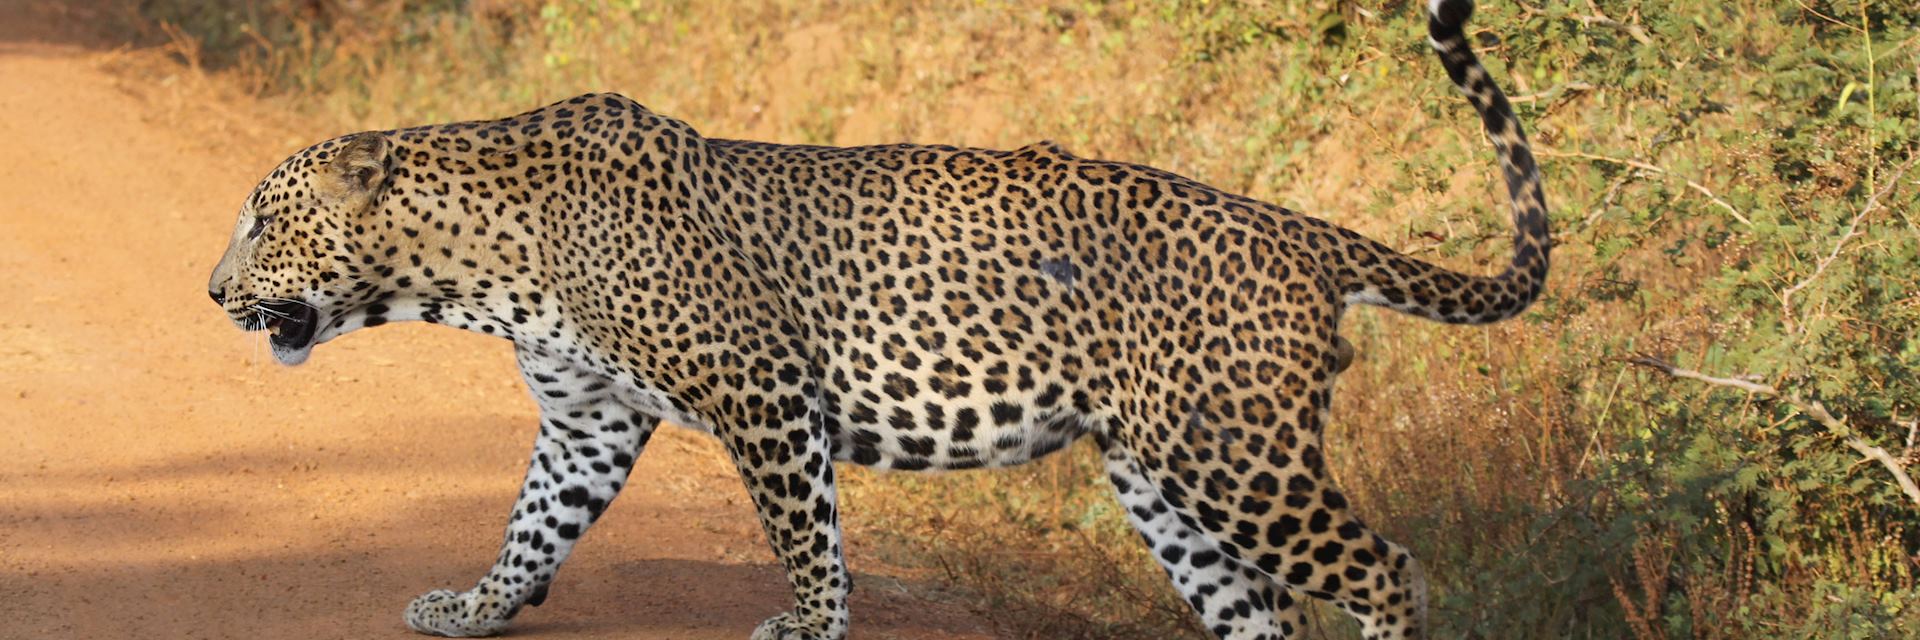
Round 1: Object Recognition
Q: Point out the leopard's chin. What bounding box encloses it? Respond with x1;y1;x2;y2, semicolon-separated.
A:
262;302;321;366
268;339;315;366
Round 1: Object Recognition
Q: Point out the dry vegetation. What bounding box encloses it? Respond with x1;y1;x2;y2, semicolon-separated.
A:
123;1;1919;637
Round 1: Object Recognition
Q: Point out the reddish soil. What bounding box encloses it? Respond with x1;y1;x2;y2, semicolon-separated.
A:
0;3;992;638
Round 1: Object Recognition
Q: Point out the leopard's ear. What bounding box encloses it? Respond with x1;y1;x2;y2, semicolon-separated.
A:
319;133;389;206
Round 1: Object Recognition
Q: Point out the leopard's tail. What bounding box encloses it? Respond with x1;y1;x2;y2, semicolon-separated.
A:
1333;0;1549;324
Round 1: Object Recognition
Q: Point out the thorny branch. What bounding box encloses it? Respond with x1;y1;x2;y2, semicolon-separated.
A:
1780;152;1919;334
1508;81;1595;105
1537;148;1750;225
1628;356;1920;511
1581;0;1655;46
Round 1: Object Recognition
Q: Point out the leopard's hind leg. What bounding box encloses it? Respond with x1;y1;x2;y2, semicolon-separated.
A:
1109;394;1428;639
1103;440;1310;639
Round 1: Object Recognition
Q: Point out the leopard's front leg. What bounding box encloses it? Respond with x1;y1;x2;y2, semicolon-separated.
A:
721;401;851;640
405;347;659;637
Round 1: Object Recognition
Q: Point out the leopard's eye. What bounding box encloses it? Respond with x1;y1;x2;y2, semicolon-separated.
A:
247;214;275;240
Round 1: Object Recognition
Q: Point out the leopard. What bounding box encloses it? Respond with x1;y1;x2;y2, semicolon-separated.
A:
206;1;1545;638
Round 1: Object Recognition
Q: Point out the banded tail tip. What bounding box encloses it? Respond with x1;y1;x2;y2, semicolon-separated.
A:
1428;0;1474;28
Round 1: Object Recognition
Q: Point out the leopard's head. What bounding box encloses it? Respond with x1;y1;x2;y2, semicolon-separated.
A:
207;133;392;365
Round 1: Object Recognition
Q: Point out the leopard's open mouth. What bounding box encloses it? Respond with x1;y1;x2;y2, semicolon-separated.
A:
256;299;320;363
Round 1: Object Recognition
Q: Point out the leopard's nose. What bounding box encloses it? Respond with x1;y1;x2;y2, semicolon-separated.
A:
209;287;227;306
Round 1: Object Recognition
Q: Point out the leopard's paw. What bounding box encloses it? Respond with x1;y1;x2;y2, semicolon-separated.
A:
750;612;843;640
403;588;512;637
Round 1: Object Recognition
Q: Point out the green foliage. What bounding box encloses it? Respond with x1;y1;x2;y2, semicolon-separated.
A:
137;0;1920;637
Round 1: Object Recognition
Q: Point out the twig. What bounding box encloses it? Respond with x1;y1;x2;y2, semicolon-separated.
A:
1791;0;1859;33
1508;81;1596;105
1780;152;1919;334
1909;58;1920;236
1857;4;1879;192
1582;172;1633;228
1897;413;1919;466
1628;356;1920;511
1630;356;1771;393
1539;148;1750;225
1581;0;1655;46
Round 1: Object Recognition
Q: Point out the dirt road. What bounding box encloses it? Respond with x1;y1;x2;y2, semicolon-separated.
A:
0;5;991;639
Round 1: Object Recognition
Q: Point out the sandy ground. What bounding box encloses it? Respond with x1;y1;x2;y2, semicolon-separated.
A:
0;3;994;639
